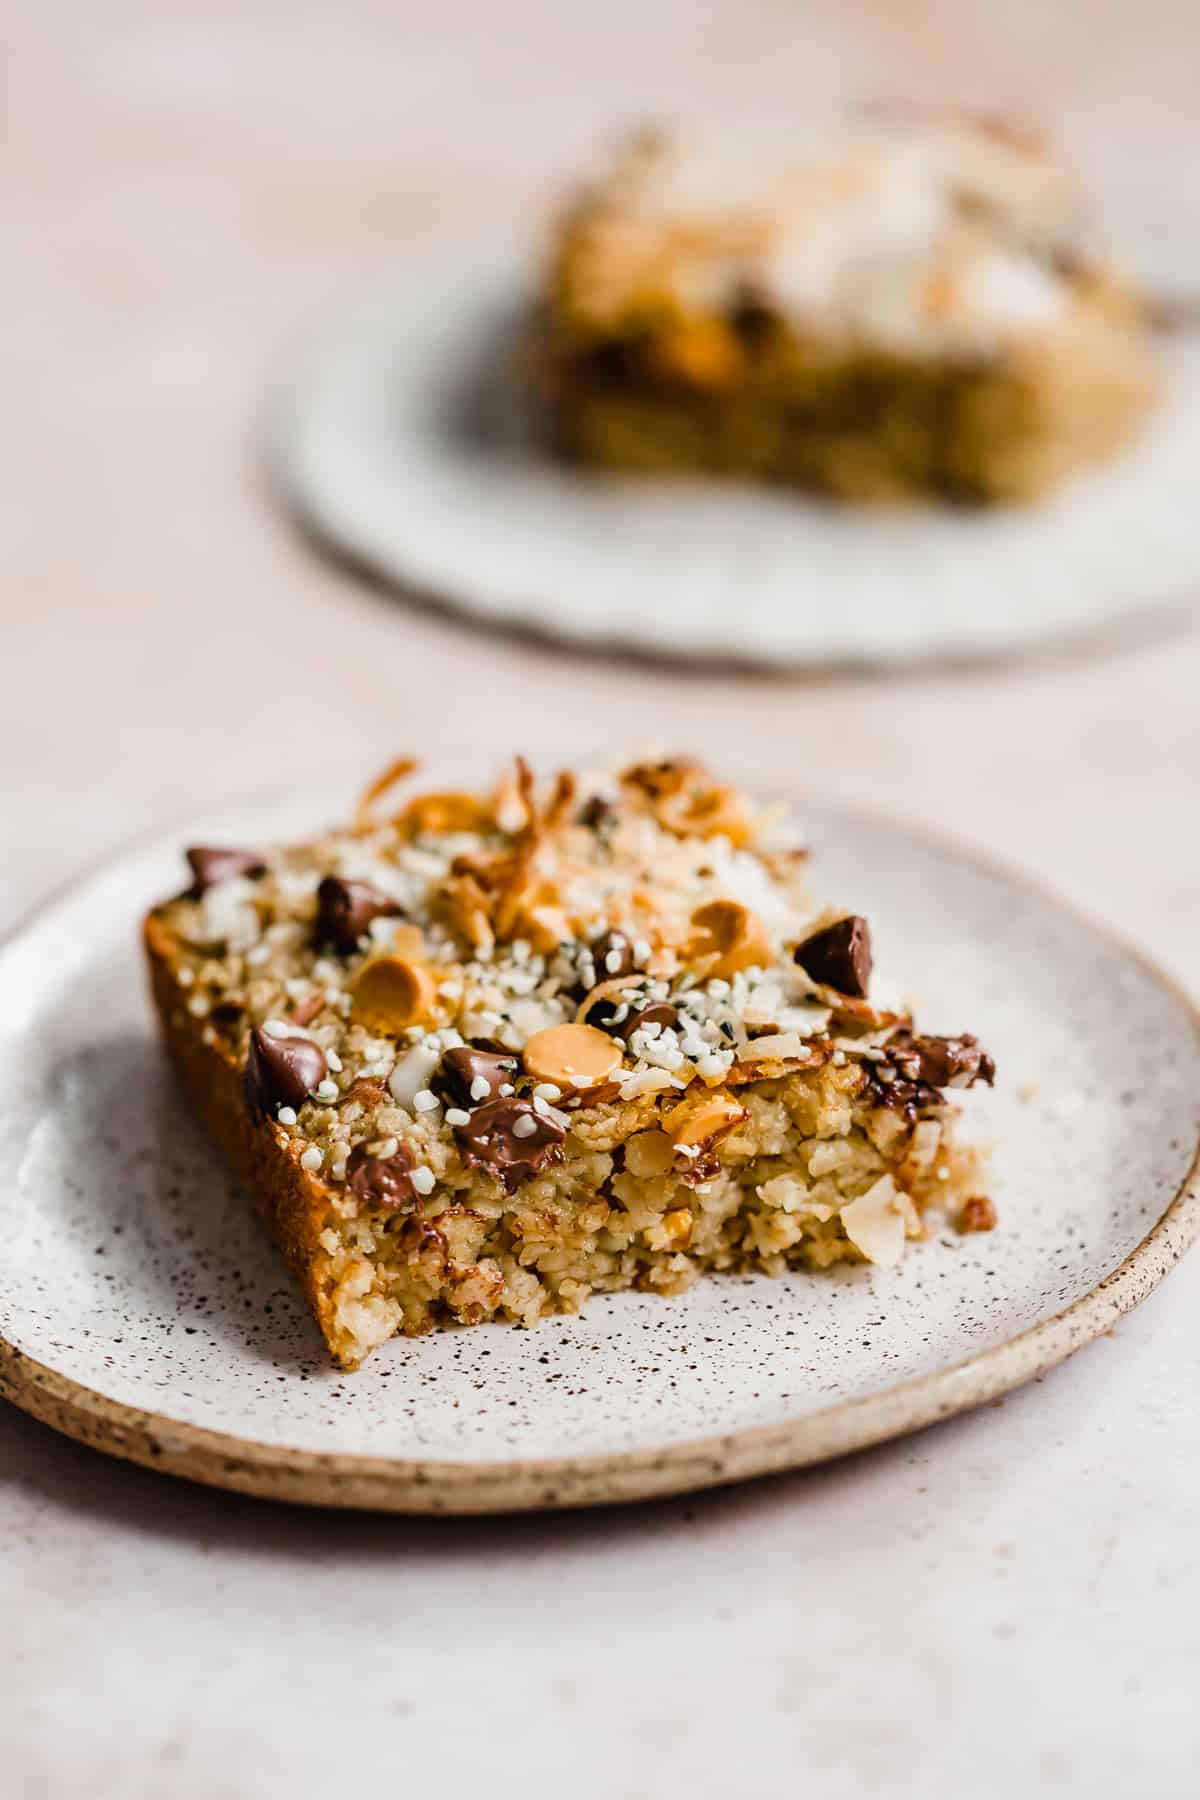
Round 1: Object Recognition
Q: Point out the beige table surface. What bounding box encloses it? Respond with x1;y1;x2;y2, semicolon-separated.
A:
4;4;1200;1796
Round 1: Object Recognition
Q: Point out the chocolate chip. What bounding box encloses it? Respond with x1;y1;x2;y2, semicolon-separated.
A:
793;916;873;998
244;1027;327;1118
591;929;635;981
453;1098;565;1193
868;1030;995;1119
315;876;402;955
888;1031;995;1090
185;847;266;893
579;795;616;830
345;1142;416;1210
437;1045;519;1109
623;1001;679;1039
728;289;775;347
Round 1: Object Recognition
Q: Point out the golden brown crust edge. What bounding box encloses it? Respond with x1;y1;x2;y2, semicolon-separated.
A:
143;913;354;1367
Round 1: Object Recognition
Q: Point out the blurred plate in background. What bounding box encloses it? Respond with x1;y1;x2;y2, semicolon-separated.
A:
274;244;1200;668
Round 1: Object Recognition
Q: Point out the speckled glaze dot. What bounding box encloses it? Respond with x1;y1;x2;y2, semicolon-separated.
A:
0;778;1197;1515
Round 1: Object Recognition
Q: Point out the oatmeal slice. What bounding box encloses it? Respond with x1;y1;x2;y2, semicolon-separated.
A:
144;755;995;1368
534;112;1155;503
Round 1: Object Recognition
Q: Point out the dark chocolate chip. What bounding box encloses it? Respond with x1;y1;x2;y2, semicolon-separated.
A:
244;1027;327;1118
590;929;635;981
868;1031;995;1120
453;1098;565;1194
888;1031;995;1090
185;847;266;893
579;795;616;830
622;1001;679;1040
727;289;775;347
793;916;873;998
315;876;402;955
437;1045;519;1110
345;1142;416;1210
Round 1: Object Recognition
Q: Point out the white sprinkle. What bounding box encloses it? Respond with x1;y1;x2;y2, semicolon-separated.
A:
604;949;623;974
325;1049;343;1073
176;966;194;988
470;1075;492;1101
187;995;210;1018
533;1082;562;1101
633;939;652;964
708;979;731;998
300;1146;323;1171
245;944;271;966
276;1106;298;1126
511;1113;538;1138
532;1094;551;1116
376;1136;399;1159
284;978;309;999
832;1050;847;1066
445;1107;470;1126
314;1079;339;1102
499;1083;515;1097
263;1017;304;1040
413;1089;440;1113
411;1165;436;1195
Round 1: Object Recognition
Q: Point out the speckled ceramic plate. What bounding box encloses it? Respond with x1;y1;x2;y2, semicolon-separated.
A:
2;779;1198;1513
274;244;1200;669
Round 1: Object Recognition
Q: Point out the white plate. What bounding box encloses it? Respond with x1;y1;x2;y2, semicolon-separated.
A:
275;245;1200;668
2;781;1198;1512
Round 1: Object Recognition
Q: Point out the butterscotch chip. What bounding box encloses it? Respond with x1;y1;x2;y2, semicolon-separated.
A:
663;1092;749;1147
522;1023;623;1090
658;784;752;848
402;791;493;836
688;899;772;979
349;956;437;1033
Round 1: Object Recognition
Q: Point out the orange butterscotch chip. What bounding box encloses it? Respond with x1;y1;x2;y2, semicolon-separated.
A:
349;956;438;1034
663;1092;749;1148
687;899;772;980
658;783;753;847
522;1023;622;1091
649;320;743;390
401;791;494;837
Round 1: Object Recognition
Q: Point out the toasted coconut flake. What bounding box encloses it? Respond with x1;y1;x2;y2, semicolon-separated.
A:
354;755;419;830
840;1175;907;1265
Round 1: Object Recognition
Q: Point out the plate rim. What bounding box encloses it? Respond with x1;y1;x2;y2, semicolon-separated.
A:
2;799;1199;1514
270;242;1200;674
